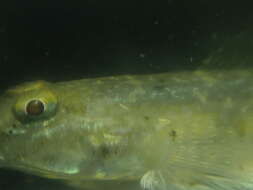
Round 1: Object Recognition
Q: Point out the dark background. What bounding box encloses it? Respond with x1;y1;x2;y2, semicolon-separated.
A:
0;0;253;90
0;0;253;189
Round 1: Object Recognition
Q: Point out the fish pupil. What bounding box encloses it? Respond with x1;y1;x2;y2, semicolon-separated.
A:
26;100;44;116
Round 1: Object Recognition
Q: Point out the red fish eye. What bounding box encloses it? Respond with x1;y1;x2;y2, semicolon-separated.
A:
26;100;44;116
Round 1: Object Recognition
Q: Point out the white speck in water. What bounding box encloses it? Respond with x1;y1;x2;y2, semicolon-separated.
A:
0;26;5;33
139;53;145;58
168;0;173;5
43;48;50;56
167;33;174;41
211;33;217;40
194;42;199;47
3;56;8;63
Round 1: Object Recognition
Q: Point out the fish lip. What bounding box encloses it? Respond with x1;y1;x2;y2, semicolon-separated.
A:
4;162;141;182
5;163;75;179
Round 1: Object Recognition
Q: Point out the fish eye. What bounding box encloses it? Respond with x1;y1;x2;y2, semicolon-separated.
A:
26;99;45;116
12;86;58;122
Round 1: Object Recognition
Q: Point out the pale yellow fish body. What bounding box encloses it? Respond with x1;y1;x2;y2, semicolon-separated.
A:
0;70;253;190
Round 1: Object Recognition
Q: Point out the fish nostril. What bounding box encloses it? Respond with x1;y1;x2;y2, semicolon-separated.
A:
5;122;25;135
6;128;26;135
6;128;14;135
12;121;22;129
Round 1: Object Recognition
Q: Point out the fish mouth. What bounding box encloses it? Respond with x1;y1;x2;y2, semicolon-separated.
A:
3;161;141;182
0;159;77;180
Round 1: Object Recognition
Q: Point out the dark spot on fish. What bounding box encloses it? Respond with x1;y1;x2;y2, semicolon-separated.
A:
101;146;110;158
188;181;199;187
169;130;177;141
153;85;165;91
7;129;14;135
99;145;121;158
158;79;165;83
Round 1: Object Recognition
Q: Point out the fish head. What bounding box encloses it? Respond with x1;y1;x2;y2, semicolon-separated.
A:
0;80;144;181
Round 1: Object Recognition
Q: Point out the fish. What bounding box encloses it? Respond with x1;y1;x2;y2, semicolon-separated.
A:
1;69;253;190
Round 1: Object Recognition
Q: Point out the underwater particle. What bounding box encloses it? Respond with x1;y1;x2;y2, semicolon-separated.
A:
167;33;174;41
211;33;217;40
43;48;50;57
3;56;8;64
154;20;159;25
167;0;173;5
139;53;146;58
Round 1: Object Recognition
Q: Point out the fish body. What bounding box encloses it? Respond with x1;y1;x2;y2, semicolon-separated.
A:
1;70;253;190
